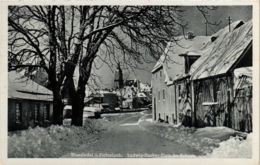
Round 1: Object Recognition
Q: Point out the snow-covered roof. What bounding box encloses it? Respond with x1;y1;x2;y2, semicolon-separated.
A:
139;82;151;92
234;67;252;78
190;20;252;80
8;71;53;101
151;35;211;85
211;20;245;39
90;90;117;98
234;67;252;89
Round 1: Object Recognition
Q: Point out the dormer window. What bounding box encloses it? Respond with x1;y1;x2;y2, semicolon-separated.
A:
211;36;218;42
179;53;201;74
234;21;244;30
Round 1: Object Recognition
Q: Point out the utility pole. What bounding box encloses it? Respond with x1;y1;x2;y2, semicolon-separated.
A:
227;16;232;32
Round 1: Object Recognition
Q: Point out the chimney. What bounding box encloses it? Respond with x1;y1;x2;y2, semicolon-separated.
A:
187;31;195;39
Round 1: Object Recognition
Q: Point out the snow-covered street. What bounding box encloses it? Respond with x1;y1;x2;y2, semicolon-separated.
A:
63;112;201;158
8;111;252;158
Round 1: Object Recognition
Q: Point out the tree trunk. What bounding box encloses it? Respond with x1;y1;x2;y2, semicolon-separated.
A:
52;90;64;125
70;47;96;126
71;85;85;126
71;60;92;126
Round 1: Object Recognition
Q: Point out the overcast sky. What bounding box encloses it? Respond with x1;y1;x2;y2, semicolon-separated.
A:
92;6;252;89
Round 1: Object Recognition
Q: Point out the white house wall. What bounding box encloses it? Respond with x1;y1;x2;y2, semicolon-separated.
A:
152;68;177;124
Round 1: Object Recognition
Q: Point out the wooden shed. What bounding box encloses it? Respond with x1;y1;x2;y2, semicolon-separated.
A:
189;20;252;132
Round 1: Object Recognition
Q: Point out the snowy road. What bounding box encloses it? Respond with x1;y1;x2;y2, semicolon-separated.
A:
64;112;202;158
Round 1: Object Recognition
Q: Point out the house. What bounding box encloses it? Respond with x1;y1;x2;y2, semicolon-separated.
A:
132;92;151;109
189;20;252;131
139;82;152;102
8;71;53;131
121;86;137;109
151;32;211;124
151;19;252;131
120;79;152;109
85;90;119;110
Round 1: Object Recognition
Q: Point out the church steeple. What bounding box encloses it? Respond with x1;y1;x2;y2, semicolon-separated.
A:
114;62;123;89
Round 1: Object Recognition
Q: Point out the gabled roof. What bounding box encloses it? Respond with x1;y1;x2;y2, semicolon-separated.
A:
151;20;251;85
151;35;211;85
8;71;53;101
190;20;252;80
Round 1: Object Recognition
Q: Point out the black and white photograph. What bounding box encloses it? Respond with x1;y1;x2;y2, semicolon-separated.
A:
0;1;259;163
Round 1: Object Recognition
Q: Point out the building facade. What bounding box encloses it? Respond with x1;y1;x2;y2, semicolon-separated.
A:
152;66;176;123
151;34;210;124
8;71;53;131
190;20;252;131
151;20;253;132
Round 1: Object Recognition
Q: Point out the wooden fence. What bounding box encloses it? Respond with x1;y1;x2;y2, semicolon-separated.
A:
231;86;252;132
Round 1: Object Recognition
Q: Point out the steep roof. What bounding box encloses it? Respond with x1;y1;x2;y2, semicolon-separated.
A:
190;20;252;80
151;20;251;85
151;35;211;85
8;71;53;101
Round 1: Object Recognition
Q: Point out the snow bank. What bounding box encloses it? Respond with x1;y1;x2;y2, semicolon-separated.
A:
120;114;152;126
143;118;153;122
140;120;252;157
8;126;60;158
208;133;252;158
193;126;237;141
139;121;219;155
8;119;108;158
120;122;139;126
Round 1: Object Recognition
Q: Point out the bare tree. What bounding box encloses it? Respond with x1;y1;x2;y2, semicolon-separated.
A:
8;6;218;126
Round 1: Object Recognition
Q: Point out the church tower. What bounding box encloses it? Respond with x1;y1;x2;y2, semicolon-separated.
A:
114;63;123;89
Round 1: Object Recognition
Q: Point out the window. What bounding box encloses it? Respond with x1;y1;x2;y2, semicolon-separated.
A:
15;102;22;123
166;115;169;123
163;89;165;100
34;104;40;122
158;91;160;101
43;104;50;121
